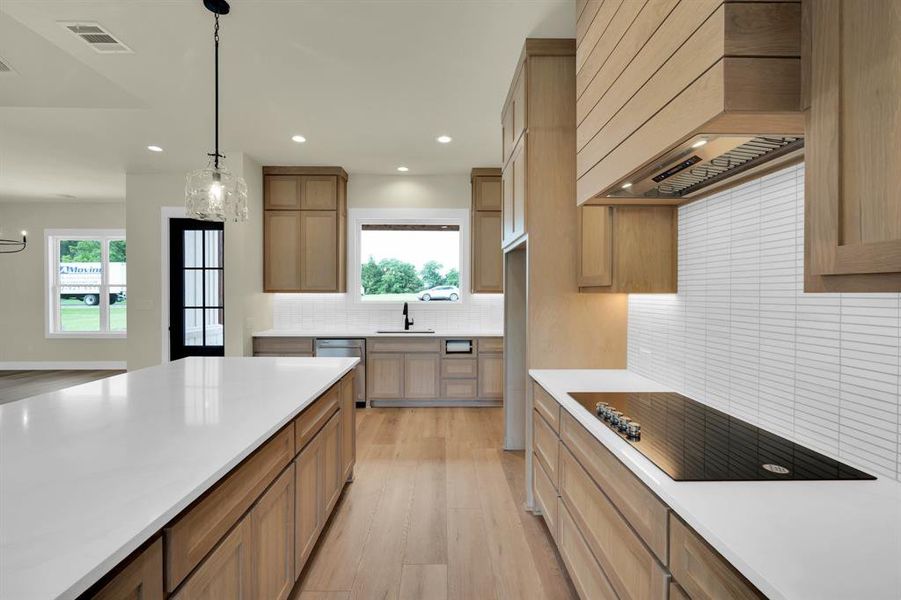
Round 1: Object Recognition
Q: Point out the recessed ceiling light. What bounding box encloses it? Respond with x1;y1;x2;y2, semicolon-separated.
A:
621;182;633;189
397;166;409;172
291;135;306;143
436;135;452;144
691;139;708;149
147;145;163;152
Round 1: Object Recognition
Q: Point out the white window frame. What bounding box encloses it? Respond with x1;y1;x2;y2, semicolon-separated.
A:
45;229;127;338
348;208;470;308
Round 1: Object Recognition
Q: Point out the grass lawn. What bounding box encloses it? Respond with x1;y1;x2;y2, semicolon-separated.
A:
60;299;126;332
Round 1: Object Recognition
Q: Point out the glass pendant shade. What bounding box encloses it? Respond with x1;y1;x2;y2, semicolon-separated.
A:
185;156;248;222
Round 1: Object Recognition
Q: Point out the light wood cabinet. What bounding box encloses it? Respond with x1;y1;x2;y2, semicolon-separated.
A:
299;210;338;292
252;336;313;357
91;539;163;600
532;456;558;540
403;353;440;399
171;516;253;600
165;426;294;592
295;385;339;451
263;167;348;293
441;358;478;379
441;379;478;400
294;431;322;575
804;0;901;292
251;465;294;600
578;205;676;293
559;446;668;600
670;516;764;600
477;354;503;400
502;140;527;248
533;383;560;433
322;412;342;515
340;374;355;482
367;353;404;400
263;211;303;292
502;161;515;244
532;410;558;484
471;168;504;294
557;499;618;600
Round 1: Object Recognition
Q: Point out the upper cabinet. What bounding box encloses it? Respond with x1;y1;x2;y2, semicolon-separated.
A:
575;0;803;205
263;167;348;293
804;0;901;292
578;205;677;293
500;39;576;250
471;168;503;293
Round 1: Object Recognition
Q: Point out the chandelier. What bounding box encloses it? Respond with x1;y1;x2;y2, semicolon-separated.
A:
185;0;248;222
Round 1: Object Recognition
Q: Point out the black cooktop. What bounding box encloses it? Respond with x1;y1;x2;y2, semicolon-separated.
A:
569;391;875;482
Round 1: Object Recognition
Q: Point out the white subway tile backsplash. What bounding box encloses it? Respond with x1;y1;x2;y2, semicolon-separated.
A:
270;293;503;334
628;163;901;481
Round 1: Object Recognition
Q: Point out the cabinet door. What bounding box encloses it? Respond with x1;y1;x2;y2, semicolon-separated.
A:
512;141;526;240
264;211;303;292
502;101;515;165
578;206;613;287
340;374;355;482
474;176;503;211
367;353;404;399
171;516;253;600
251;465;295;600
299;210;338;292
92;539;163;600
322;412;342;515
265;176;301;210
300;176;337;210
806;0;901;291
294;435;322;575
403;353;440;399
502;164;515;245
472;210;503;293
478;354;503;400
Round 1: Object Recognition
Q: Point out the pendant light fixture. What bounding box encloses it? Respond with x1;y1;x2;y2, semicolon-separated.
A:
0;230;27;254
185;0;248;222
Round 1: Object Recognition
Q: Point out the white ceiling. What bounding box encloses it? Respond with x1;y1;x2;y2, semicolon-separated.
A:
0;0;574;203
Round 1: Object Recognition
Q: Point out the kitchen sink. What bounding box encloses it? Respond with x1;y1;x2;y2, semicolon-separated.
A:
375;329;435;334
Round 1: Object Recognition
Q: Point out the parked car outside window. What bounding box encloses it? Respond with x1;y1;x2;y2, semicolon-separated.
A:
417;285;460;302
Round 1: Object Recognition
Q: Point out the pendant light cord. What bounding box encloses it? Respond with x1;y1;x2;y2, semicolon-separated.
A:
213;13;220;170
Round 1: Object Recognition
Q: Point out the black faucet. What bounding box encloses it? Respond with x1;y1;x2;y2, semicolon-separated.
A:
403;302;414;331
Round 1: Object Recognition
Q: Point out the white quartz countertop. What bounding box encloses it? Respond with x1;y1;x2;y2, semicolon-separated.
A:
529;369;901;600
253;328;503;338
0;356;358;600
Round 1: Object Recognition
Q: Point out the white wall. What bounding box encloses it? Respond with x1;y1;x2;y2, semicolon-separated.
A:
628;164;901;482
347;174;471;209
0;201;126;366
125;154;269;370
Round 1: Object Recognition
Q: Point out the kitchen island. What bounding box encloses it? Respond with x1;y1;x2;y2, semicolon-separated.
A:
0;356;358;600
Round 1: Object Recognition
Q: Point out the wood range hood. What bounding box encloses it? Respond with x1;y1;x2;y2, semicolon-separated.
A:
576;0;805;206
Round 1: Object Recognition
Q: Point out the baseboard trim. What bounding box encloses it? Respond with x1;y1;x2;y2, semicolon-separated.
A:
0;361;127;371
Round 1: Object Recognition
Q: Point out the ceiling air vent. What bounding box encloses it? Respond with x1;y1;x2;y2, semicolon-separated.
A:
61;22;133;54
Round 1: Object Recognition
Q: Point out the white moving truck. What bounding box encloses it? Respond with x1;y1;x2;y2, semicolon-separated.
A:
59;262;126;306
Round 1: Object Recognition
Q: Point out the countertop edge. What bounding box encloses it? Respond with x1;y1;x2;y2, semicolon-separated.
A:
53;358;358;600
252;330;503;338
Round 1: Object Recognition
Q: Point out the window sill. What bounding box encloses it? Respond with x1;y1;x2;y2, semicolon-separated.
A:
46;332;127;340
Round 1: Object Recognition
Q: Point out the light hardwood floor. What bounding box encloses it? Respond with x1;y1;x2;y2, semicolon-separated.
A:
295;407;576;600
0;370;124;405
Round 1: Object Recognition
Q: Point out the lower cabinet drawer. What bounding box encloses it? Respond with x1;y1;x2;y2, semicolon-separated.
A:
669;582;690;600
441;358;478;379
557;498;618;600
295;385;339;451
532;409;558;484
532;383;560;432
532;454;558;540
171;514;253;599
559;445;668;600
670;517;764;600
441;379;478;399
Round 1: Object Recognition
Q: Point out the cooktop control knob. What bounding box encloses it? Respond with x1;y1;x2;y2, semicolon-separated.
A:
626;421;641;440
618;417;632;432
609;410;622;426
595;402;608;417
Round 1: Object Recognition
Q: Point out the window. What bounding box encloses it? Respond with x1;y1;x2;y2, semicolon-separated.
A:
350;209;468;304
46;230;126;336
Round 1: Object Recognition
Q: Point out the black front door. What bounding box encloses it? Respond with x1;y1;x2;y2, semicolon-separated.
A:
169;218;225;360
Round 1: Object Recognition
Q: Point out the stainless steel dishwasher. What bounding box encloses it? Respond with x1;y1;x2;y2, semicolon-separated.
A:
314;338;366;407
